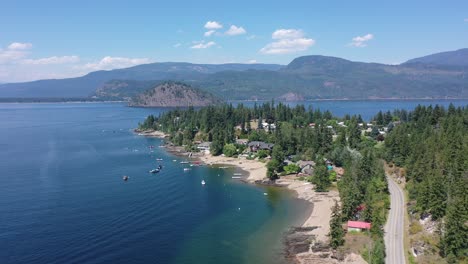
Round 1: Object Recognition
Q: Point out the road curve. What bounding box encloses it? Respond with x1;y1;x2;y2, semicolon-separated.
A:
384;175;406;264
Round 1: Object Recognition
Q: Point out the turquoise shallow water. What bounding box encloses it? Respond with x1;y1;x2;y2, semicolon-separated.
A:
1;100;466;264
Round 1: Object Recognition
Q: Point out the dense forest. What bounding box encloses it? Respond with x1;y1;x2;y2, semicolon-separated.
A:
139;102;467;263
380;104;467;263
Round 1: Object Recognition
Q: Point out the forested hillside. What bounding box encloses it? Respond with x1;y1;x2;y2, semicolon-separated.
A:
381;104;467;263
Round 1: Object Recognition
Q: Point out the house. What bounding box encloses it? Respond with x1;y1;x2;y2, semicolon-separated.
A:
197;142;212;153
236;138;249;145
347;221;371;232
297;160;316;175
248;141;274;152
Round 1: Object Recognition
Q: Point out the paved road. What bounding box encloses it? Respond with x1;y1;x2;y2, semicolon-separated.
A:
384;175;406;264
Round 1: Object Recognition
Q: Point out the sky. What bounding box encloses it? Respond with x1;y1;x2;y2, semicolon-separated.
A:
1;0;467;83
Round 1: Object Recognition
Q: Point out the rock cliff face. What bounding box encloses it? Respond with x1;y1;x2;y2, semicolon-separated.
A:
129;82;222;107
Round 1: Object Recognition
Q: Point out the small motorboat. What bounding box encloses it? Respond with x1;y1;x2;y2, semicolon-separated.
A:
232;176;241;179
180;161;189;164
123;175;129;181
149;169;160;173
201;180;206;185
183;168;191;171
156;158;163;161
233;173;243;176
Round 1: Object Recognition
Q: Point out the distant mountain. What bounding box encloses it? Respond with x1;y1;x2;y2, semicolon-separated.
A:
1;49;468;100
0;62;282;98
129;81;222;107
404;48;468;66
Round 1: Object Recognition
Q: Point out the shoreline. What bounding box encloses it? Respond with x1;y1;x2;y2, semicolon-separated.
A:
137;129;363;263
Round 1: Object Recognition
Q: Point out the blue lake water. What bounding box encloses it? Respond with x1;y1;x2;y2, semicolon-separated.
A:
0;99;466;264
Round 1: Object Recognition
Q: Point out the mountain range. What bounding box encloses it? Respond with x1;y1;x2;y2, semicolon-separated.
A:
0;49;467;100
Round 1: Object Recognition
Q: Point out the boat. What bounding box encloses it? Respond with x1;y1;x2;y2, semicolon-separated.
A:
180;161;189;164
231;176;241;179
183;168;191;171
201;180;206;185
233;173;243;176
156;158;163;161
123;175;129;181
219;166;229;169
149;169;160;173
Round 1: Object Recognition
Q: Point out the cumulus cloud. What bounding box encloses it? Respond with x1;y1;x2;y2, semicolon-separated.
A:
272;29;304;40
204;21;223;30
8;42;32;50
22;55;80;65
225;25;246;36
0;42;33;63
349;34;374;47
204;30;216;37
82;56;152;71
190;41;216;49
260;29;315;54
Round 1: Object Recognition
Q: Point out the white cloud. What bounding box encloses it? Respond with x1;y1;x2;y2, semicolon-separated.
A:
225;25;246;36
247;59;257;64
260;29;315;55
464;18;468;22
204;30;216;37
349;33;374;47
173;43;182;48
190;41;216;49
0;42;33;63
272;29;304;40
82;56;153;71
7;42;32;50
204;21;223;30
22;55;80;65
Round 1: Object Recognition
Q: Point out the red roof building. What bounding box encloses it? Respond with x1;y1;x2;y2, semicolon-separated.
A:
347;221;371;231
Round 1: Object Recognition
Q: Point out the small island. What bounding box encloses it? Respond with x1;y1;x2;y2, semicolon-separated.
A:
129;81;223;107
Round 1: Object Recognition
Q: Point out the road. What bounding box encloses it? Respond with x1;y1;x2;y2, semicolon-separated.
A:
384;175;406;264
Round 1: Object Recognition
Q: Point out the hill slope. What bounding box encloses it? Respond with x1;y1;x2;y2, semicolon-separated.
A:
404;48;468;66
129;82;222;107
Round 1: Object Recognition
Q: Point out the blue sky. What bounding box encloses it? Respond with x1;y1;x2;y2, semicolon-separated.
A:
1;0;467;82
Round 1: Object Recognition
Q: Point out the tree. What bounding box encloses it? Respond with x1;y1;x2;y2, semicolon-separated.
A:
222;143;237;157
314;163;330;192
329;201;345;249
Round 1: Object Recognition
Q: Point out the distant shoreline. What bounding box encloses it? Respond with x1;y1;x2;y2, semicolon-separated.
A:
1;97;467;104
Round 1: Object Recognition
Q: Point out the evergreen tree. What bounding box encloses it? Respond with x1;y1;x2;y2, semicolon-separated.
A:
329;201;345;249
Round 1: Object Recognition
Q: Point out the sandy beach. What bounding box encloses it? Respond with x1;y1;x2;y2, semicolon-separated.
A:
199;154;267;182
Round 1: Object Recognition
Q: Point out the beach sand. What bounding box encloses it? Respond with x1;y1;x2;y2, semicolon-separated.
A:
199;154;267;182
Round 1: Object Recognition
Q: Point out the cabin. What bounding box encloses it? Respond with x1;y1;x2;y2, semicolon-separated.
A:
197;142;212;153
248;141;274;152
296;160;316;175
347;221;371;232
236;138;249;145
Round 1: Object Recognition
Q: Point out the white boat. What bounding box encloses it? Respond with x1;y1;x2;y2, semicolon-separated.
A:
180;161;189;164
201;180;206;185
183;168;191;171
233;173;243;176
156;158;163;161
232;176;242;179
